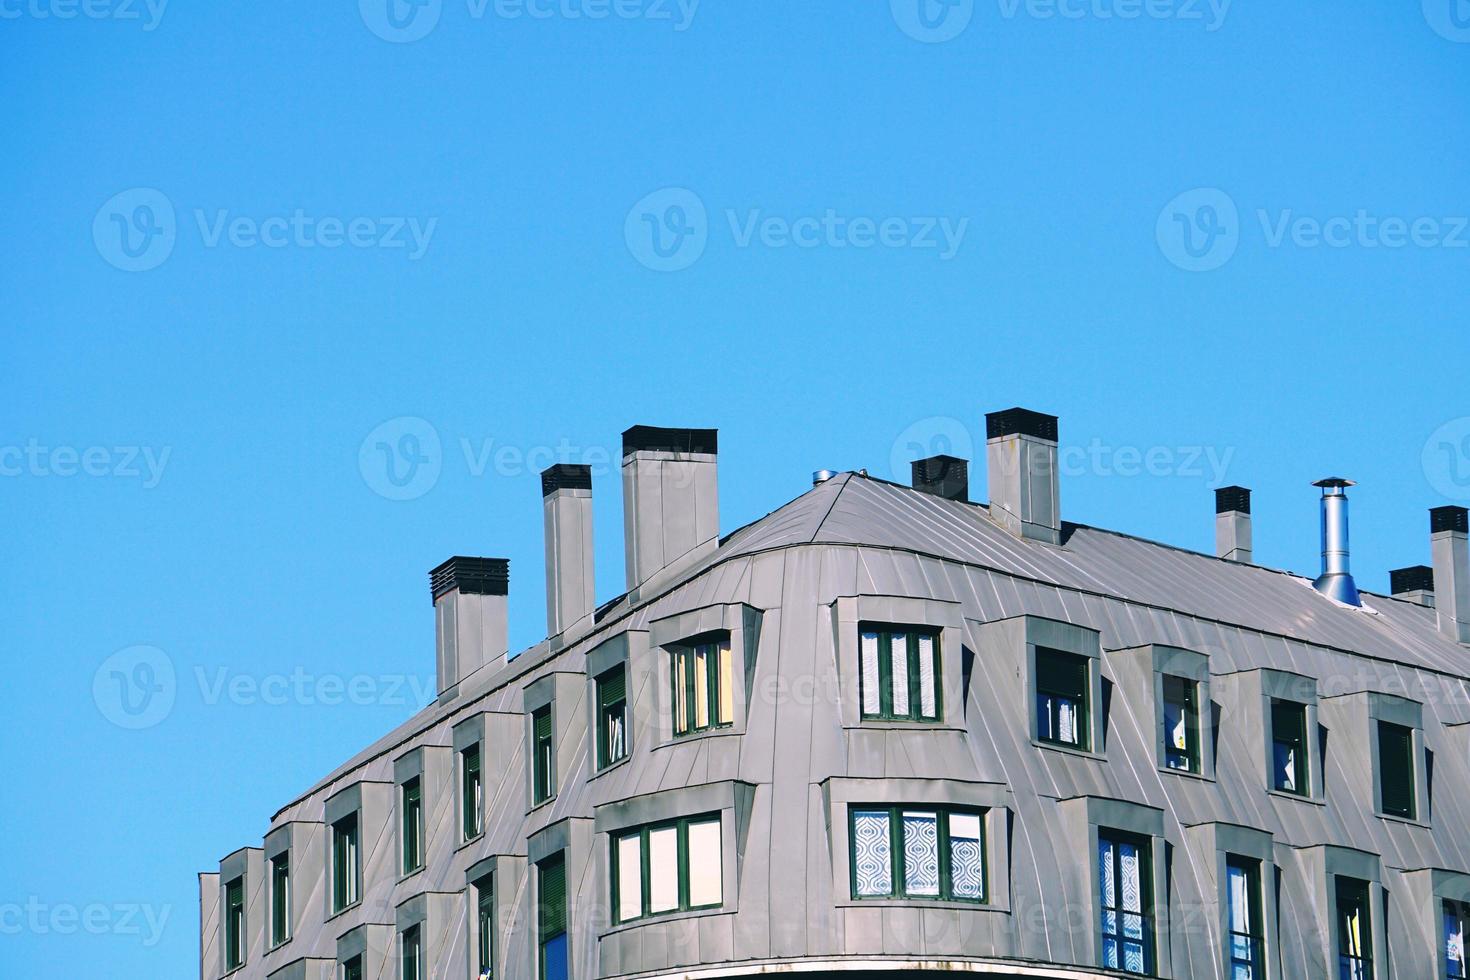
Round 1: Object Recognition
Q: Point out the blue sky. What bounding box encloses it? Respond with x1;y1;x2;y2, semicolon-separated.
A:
4;1;1470;975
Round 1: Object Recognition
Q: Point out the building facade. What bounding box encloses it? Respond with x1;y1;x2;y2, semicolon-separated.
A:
201;412;1470;980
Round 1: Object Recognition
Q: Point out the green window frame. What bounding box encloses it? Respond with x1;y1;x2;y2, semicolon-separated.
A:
462;744;483;840
331;813;360;913
1036;647;1090;749
610;813;724;924
858;625;942;722
1225;856;1264;979
270;852;290;947
341;955;363;980
1161;674;1201;773
400;924;421;980
671;636;734;737
597;666;629;770
401;776;424;874
1336;876;1374;980
847;805;987;903
1378;721;1416;819
1444;899;1468;980
475;875;494;980
1098;829;1155;976
533;707;555;805
1270;699;1309;795
538;854;568;980
224;875;245;970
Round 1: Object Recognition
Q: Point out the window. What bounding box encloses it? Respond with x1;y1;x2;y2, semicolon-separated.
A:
224;876;245;970
672;637;734;737
1226;857;1263;980
332;813;360;913
538;855;568;980
1445;899;1468;980
597;666;629;770
859;627;941;722
1336;876;1374;980
849;806;985;903
1270;699;1309;795
1378;721;1416;819
400;924;421;980
341;955;363;980
402;777;424;874
532;707;555;805
1162;675;1201;773
270;852;290;947
475;875;494;980
462;744;483;840
1098;831;1154;975
611;814;724;923
1036;647;1090;749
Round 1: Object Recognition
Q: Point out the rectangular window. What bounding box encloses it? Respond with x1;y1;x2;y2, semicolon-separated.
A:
332;813;360;913
1378;721;1416;819
1098;830;1154;976
610;814;724;923
224;876;245;970
1336;876;1374;980
1445;899;1468;980
848;806;986;903
1162;675;1201;773
342;955;363;980
1226;856;1263;980
597;666;629;770
672;638;734;737
1036;647;1089;749
462;744;483;840
475;876;494;980
858;627;941;722
270;852;290;947
1271;699;1309;795
402;776;423;874
400;924;421;980
533;707;555;804
538;855;568;980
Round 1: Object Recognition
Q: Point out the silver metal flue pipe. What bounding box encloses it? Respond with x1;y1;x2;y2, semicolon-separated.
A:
1312;478;1361;607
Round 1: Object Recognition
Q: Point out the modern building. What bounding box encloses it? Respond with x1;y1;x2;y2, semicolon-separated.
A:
201;411;1470;980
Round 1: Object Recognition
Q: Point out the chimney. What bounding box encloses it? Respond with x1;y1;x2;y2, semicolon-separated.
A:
541;464;594;639
985;408;1060;544
1215;485;1253;563
1432;506;1470;643
430;557;508;695
1390;565;1435;607
1310;478;1361;607
912;454;969;502
622;425;719;592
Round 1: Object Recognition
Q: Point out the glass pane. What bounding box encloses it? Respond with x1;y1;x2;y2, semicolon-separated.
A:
648;826;679;913
1447;903;1466;978
617;834;643;922
947;812;983;899
1118;842;1142;913
1057;697;1079;744
1274;741;1298;792
917;635;937;718
852;809;892;897
1378;722;1415;818
890;634;910;716
902;810;939;896
605;707;626;765
687;819;723;907
1099;839;1115;910
1227;862;1251;935
541;933;568;980
694;646;710;730
717;641;734;725
860;632;881;715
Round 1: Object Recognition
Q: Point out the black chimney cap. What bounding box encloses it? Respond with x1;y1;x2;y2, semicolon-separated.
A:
1432;506;1469;534
1390;565;1435;595
622;425;718;456
1215;486;1252;514
430;557;509;603
911;454;969;502
985;408;1058;442
541;463;592;497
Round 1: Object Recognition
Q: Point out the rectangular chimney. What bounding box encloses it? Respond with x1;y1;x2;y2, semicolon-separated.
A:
541;464;594;639
621;425;719;592
1432;506;1470;643
1215;485;1253;563
912;454;968;502
1390;565;1435;608
430;557;508;696
985;408;1060;544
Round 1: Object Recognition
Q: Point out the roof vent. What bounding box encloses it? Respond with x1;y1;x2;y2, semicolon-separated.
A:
911;454;968;502
1311;478;1361;607
812;469;837;487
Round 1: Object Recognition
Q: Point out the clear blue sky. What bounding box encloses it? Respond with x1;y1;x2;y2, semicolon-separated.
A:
4;2;1470;975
